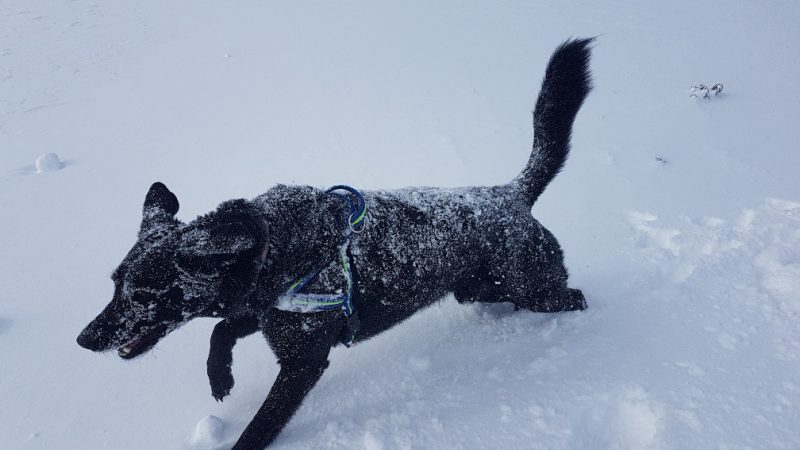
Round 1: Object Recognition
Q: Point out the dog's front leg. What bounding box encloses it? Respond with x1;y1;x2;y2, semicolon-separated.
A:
231;357;330;450
207;315;260;401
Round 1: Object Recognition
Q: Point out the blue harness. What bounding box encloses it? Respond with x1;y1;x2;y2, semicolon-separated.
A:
274;185;366;346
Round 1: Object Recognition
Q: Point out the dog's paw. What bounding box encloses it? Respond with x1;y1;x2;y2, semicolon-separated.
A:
567;288;587;311
513;288;587;313
207;363;234;401
212;388;230;402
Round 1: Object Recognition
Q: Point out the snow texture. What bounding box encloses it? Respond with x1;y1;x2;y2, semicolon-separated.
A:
2;1;800;449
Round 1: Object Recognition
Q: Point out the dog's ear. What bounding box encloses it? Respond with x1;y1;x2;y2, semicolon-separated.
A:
141;182;179;232
144;182;179;216
203;222;258;255
181;221;259;258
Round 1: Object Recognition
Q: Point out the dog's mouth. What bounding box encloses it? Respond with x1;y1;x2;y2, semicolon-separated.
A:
117;324;169;359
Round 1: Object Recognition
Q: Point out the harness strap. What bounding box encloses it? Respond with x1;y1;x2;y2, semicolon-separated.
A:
273;185;366;346
275;241;353;316
326;185;367;233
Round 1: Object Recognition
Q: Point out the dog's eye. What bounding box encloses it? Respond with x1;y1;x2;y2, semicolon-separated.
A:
130;290;156;304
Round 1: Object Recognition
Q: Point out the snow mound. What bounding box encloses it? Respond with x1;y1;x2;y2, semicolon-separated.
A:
190;415;225;449
35;153;64;173
574;386;662;449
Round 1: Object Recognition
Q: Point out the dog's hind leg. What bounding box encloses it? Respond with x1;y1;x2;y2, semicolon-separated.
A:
207;315;260;401
502;223;588;313
506;248;587;313
511;287;587;312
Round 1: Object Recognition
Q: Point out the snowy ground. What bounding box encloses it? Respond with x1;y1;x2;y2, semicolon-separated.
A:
2;1;800;449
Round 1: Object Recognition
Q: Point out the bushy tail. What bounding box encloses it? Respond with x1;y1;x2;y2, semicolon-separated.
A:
515;38;593;206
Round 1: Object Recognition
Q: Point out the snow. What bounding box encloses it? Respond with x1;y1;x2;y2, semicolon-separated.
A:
34;153;64;173
2;1;800;449
191;415;225;450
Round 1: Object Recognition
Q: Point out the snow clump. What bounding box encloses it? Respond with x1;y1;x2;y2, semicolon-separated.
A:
35;153;64;173
191;415;225;449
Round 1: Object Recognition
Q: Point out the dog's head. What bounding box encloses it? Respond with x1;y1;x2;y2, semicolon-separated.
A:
77;182;268;359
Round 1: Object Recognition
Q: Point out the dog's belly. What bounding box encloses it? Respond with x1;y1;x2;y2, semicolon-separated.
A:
351;279;451;341
349;240;458;340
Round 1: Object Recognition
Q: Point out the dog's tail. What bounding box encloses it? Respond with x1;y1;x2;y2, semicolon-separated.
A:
514;38;593;207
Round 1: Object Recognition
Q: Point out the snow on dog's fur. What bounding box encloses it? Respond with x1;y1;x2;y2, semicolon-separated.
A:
77;38;593;449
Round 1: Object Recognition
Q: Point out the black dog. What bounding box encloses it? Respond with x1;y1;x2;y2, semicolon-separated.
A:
77;38;592;449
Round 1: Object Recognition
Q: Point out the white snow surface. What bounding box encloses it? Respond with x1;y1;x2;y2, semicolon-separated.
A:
2;1;800;449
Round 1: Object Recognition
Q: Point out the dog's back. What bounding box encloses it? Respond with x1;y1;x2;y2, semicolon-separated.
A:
347;39;593;338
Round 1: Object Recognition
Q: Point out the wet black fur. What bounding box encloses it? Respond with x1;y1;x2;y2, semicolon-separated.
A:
77;38;594;449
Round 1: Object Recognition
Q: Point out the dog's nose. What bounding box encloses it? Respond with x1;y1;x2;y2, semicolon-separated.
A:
76;332;92;349
76;329;99;350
